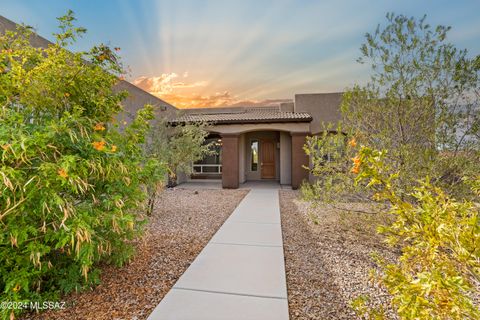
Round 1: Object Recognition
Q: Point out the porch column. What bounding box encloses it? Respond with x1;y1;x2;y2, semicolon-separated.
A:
291;132;309;190
221;133;239;189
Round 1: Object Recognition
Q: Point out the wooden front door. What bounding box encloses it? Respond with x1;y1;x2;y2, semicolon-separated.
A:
261;140;275;179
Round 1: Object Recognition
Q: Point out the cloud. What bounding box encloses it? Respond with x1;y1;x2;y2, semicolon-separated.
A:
133;73;291;108
158;91;234;108
155;91;292;109
133;72;207;96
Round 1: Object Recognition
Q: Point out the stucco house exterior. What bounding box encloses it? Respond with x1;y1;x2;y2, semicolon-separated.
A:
172;92;343;189
1;15;344;190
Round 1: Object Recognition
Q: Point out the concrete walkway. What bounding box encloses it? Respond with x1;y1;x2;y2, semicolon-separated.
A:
148;186;289;320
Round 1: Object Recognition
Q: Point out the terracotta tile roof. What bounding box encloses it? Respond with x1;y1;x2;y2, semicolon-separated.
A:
171;110;312;125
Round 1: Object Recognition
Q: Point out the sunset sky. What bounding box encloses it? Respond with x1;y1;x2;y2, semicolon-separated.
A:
3;0;480;108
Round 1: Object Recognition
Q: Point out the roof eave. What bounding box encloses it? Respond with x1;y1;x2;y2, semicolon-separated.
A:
169;117;313;126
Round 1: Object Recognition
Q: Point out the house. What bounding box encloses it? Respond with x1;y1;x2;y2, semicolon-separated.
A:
172;92;343;189
1;15;344;190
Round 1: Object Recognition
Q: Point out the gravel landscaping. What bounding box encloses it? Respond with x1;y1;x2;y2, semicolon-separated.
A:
25;188;247;320
280;190;398;320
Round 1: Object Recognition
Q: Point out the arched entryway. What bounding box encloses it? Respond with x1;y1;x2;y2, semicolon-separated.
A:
220;129;309;189
185;122;311;189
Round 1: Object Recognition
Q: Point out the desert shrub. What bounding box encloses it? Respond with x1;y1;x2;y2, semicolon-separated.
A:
303;13;480;319
304;14;479;202
301;124;371;203
146;118;212;187
304;129;480;318
341;13;480;198
143;118;212;214
351;146;479;319
0;12;163;319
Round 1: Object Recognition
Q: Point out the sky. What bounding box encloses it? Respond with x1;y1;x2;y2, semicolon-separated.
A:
2;0;480;108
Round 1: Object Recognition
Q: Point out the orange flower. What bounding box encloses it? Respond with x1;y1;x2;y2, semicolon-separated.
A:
351;165;360;174
57;168;68;178
92;141;106;151
348;137;357;148
350;155;361;175
351;156;361;165
64;92;70;97
111;145;117;152
94;123;106;131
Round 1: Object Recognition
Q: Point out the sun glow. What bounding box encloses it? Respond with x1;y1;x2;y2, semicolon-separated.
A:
132;72;291;108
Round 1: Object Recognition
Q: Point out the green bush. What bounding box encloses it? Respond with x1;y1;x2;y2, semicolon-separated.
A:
301;124;370;204
0;12;163;319
351;146;479;319
303;13;479;318
341;13;480;198
144;118;213;214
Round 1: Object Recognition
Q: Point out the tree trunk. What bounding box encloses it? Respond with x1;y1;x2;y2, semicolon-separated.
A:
167;175;177;188
146;187;157;216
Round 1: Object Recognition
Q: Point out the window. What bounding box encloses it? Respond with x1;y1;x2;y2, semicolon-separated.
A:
193;137;222;174
251;140;258;171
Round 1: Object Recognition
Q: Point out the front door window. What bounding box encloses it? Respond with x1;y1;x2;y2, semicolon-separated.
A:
250;140;259;171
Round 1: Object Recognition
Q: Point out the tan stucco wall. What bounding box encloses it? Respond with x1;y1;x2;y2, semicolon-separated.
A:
177;171;188;184
221;135;240;188
294;93;343;134
280;132;292;185
279;102;294;112
238;134;246;184
291;133;310;189
114;80;177;123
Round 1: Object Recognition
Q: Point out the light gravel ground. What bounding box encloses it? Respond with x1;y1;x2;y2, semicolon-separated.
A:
280;190;398;320
25;188;247;320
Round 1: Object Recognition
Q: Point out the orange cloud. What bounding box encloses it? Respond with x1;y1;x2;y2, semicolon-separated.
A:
133;74;291;109
133;73;207;96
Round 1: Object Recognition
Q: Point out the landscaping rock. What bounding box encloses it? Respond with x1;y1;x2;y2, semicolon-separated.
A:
25;188;247;320
280;190;397;319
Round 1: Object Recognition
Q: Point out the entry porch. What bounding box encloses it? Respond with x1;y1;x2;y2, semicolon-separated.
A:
191;128;310;189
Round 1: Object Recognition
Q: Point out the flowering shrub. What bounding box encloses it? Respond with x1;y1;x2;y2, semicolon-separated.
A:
303;12;479;319
351;146;479;319
144;118;212;215
301;125;375;204
0;12;163;319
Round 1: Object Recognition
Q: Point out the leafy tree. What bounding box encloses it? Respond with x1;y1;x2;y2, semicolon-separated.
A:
303;13;480;319
342;13;479;197
0;11;163;319
144;118;212;214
